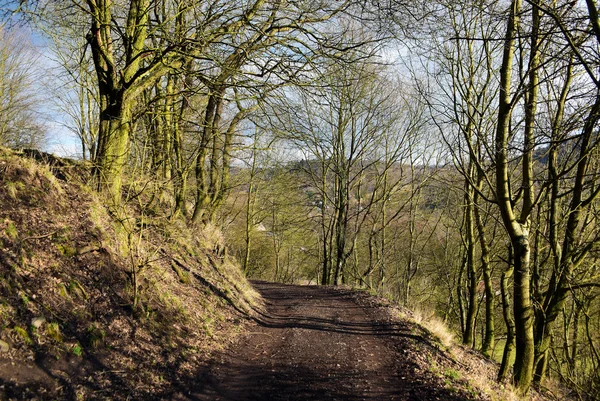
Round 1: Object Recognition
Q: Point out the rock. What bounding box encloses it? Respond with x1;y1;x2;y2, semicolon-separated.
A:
0;340;10;352
31;316;46;329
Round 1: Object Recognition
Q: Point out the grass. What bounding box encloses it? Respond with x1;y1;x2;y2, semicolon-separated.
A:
5;181;24;199
408;308;454;348
203;317;215;337
158;290;187;317
444;368;460;380
393;304;529;401
0;302;13;326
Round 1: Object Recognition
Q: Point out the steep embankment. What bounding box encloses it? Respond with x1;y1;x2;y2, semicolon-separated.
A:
0;148;262;400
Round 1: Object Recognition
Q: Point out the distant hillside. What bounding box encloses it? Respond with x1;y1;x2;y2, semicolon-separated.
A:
0;147;262;400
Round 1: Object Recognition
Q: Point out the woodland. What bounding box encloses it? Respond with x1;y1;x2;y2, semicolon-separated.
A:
1;0;600;399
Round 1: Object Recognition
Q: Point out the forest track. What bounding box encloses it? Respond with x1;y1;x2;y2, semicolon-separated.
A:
181;281;481;401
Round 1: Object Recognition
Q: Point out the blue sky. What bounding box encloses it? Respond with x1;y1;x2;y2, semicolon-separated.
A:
33;38;82;157
2;3;82;158
35;35;81;158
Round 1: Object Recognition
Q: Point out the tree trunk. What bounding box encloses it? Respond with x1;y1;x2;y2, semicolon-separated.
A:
494;0;535;393
511;237;535;391
243;139;259;273
95;96;132;204
462;186;477;346
474;193;494;357
192;87;225;224
498;252;515;382
320;160;331;285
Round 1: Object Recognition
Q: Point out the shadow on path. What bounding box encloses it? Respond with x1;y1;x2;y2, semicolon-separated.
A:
180;281;477;401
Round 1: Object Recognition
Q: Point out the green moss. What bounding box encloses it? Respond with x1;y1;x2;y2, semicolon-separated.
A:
57;283;70;299
171;262;191;284
56;243;77;257
20;293;30;306
71;343;83;356
5;221;18;239
68;280;88;300
46;322;63;342
14;326;32;345
53;228;77;257
444;369;460;380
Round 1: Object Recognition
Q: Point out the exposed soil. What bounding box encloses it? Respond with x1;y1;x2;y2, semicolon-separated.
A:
179;281;484;401
0;148;260;401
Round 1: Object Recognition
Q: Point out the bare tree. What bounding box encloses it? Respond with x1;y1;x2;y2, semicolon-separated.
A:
0;28;46;149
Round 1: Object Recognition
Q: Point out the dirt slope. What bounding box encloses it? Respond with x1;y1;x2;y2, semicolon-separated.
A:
183;282;488;401
0;148;261;400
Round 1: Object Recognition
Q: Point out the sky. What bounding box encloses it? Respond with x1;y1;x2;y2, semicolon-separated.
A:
1;5;82;158
30;29;82;158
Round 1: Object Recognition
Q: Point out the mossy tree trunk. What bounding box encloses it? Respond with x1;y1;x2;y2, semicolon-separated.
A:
192;85;225;224
494;0;536;394
462;179;478;347
498;254;515;382
86;0;179;204
320;159;332;285
94;98;133;204
474;188;494;357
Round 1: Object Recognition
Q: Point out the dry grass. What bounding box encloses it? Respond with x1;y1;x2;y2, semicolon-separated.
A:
392;303;566;401
407;308;455;348
451;346;522;401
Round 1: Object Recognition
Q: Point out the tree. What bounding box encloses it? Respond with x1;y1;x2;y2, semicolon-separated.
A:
269;56;426;286
23;0;373;216
405;0;600;393
410;0;502;355
42;19;99;160
0;28;46;149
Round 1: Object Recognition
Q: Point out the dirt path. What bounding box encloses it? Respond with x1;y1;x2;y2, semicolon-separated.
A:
180;281;479;401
